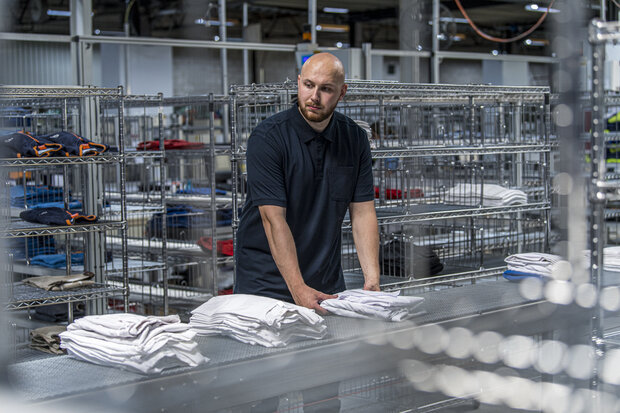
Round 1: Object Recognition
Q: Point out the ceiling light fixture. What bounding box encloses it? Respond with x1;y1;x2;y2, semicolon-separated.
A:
524;38;548;46
323;7;349;14
47;9;71;17
525;4;560;13
194;18;235;27
316;24;349;33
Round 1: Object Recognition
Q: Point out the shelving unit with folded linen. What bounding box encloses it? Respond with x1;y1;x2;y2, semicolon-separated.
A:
0;86;129;351
99;93;170;315
586;93;620;245
119;95;235;316
230;81;552;290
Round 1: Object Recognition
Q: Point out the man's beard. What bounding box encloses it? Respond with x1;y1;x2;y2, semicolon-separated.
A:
299;101;337;123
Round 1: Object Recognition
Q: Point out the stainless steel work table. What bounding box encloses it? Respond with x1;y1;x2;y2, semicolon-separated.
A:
6;278;597;412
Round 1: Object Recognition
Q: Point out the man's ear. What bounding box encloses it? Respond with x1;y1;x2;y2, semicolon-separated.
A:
339;84;348;101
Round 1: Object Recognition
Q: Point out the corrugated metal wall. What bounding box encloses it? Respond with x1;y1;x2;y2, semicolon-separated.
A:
0;41;72;85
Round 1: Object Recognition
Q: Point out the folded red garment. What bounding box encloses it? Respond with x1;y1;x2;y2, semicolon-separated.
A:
196;236;234;256
374;187;424;199
137;139;205;151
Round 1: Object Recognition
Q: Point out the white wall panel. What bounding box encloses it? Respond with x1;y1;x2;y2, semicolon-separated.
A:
0;40;72;85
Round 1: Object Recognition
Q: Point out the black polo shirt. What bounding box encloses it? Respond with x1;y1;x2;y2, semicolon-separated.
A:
235;105;375;302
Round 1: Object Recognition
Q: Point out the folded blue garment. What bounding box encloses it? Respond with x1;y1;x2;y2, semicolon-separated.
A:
176;187;227;196
29;200;82;210
503;269;544;281
10;185;64;208
7;236;56;260
30;252;84;269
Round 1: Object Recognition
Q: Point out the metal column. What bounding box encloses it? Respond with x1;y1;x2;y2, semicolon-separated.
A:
70;0;93;86
308;0;317;44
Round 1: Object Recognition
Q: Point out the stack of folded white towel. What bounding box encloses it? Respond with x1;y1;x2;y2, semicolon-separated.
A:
504;252;563;277
584;246;620;272
59;314;208;374
189;294;327;348
319;289;424;322
445;183;527;207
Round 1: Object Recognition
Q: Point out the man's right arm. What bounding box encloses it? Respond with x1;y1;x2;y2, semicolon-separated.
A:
258;204;335;314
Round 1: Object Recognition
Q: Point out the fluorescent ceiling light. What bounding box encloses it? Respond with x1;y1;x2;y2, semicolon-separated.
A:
47;9;71;17
194;18;235;26
524;38;548;46
434;17;468;24
316;24;349;33
323;7;349;14
525;4;560;13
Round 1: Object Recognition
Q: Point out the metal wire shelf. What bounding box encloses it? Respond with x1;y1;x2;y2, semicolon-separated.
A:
5;283;125;310
1;221;126;238
0;86;123;98
0;154;124;166
342;203;551;228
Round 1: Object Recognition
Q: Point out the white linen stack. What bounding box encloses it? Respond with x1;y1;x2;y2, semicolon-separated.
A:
504;252;563;277
59;314;208;374
584;246;620;272
445;183;527;207
319;289;424;322
189;294;327;348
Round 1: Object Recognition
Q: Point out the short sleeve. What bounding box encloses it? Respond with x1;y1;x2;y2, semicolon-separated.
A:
351;128;375;203
246;127;288;207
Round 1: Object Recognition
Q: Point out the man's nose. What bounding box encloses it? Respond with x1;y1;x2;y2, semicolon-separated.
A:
310;88;320;102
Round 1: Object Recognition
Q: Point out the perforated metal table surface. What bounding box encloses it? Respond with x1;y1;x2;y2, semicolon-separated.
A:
6;278;595;412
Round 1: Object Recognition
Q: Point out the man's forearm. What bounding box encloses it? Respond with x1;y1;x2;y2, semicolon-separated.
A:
350;201;381;290
261;214;305;291
258;205;336;313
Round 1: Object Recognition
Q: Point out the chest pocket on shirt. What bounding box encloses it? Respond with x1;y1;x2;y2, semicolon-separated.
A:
328;166;354;202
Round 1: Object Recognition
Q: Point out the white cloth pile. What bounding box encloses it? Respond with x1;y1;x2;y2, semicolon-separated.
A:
59;314;208;374
504;252;563;277
584;246;620;272
445;183;527;207
319;289;424;322
190;294;327;347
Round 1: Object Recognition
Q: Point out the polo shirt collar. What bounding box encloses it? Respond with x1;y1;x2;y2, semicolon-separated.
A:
291;104;336;143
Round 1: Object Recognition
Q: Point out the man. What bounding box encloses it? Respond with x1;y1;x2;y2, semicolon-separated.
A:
235;52;380;314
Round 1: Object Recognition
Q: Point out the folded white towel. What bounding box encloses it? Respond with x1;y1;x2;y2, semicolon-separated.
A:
445;184;527;207
320;289;424;322
59;313;208;374
190;294;327;347
504;252;563;277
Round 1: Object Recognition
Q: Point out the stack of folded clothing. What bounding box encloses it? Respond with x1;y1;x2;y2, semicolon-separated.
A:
0;130;109;158
30;325;66;355
320;289;424;322
7;236;56;260
23;272;95;291
374;187;425;200
137;139;205;151
197;236;233;256
380;239;443;278
0;131;63;158
59;314;208;374
20;207;97;226
176;187;227;196
38;131;109;156
30;252;84;269
503;252;563;280
10;185;64;207
189;294;327;347
583;246;620;272
445;183;527;206
147;205;233;239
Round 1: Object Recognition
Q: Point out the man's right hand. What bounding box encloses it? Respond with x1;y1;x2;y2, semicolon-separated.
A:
290;284;337;315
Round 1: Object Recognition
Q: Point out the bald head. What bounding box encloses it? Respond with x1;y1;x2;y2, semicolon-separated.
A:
300;52;345;87
297;52;347;129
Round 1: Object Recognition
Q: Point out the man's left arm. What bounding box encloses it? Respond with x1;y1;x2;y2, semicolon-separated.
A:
349;200;380;291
